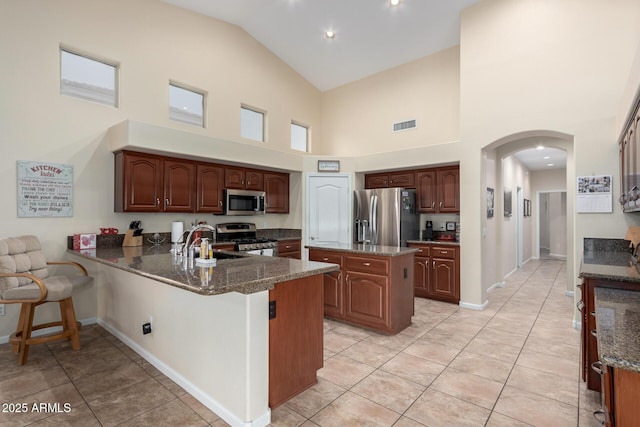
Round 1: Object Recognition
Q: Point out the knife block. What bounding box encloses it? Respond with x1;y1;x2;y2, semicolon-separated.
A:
122;230;142;247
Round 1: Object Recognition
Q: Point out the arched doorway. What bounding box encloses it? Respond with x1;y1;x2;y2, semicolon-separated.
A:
481;131;575;299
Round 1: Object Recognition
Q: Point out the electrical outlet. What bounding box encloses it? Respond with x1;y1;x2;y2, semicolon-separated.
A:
0;304;4;316
142;322;152;335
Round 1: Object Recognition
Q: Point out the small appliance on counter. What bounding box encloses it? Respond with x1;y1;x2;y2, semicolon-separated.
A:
423;221;433;241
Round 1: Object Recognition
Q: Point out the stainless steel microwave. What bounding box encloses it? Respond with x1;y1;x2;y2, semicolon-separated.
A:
224;189;266;216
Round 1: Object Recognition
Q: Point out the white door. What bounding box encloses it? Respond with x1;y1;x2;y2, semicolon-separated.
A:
306;174;351;246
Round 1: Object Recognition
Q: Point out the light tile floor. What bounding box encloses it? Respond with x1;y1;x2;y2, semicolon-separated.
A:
0;259;599;426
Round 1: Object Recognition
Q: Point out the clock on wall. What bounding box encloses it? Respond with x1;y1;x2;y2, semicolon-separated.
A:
317;160;340;172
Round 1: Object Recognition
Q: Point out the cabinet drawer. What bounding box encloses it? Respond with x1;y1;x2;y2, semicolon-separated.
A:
432;247;456;259
411;245;431;257
279;240;301;253
309;251;344;267
346;256;389;275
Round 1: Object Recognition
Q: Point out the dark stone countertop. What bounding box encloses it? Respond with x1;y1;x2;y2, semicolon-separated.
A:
68;244;338;296
305;243;418;257
406;239;460;247
594;287;640;373
579;238;640;282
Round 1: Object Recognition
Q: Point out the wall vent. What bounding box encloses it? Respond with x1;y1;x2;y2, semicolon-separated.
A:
392;119;417;132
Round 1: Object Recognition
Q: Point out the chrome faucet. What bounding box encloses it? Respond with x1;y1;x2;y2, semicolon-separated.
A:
183;224;217;259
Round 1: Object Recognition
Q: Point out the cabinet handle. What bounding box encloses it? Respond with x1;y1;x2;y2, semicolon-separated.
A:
337;271;342;282
156;198;160;207
322;257;329;261
219;200;222;206
440;201;443;208
440;251;448;255
432;202;436;209
418;249;424;253
165;198;169;209
433;261;435;269
590;329;598;338
592;409;605;425
362;262;371;266
591;361;603;375
285;245;291;249
345;273;350;283
590;311;596;317
577;283;582;289
576;300;584;311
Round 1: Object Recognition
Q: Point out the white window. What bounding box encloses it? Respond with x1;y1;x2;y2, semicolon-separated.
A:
169;83;205;127
241;105;265;142
60;48;117;107
291;122;309;152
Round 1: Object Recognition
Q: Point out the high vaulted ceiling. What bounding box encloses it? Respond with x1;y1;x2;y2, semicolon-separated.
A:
162;0;482;92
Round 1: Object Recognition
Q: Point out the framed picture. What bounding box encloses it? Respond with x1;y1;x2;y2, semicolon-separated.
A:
504;189;512;217
487;187;494;218
524;199;531;216
446;221;456;231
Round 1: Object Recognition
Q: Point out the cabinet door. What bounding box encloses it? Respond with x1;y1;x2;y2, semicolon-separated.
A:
264;172;289;213
323;271;344;318
196;164;224;214
437;167;460;213
416;170;437;213
224;167;245;189
121;152;163;212
245;169;264;191
432;258;458;301
389;172;415;188
164;160;196;212
413;256;430;298
345;271;388;327
365;173;389;189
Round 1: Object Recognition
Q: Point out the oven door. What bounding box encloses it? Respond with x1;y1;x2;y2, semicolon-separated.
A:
224;190;266;215
245;248;274;256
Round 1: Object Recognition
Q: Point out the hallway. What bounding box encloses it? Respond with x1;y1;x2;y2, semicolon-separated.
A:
0;259;596;426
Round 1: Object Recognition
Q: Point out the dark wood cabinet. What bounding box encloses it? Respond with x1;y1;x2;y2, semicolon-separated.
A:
278;239;301;259
602;366;640;426
115;151;195;213
164;159;196;213
365;171;415;189
196;163;224;214
408;243;459;304
308;248;414;334
619;93;640;212
115;150;289;214
264;172;289;213
416;166;459;213
225;166;264;190
269;275;323;408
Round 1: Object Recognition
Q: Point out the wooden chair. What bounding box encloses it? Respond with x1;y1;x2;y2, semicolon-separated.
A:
0;235;93;365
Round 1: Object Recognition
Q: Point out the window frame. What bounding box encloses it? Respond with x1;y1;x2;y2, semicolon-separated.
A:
240;104;266;142
168;81;207;128
59;46;119;107
291;121;310;152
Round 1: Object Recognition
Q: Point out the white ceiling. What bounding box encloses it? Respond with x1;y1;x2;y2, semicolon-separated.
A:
513;147;567;171
162;0;482;91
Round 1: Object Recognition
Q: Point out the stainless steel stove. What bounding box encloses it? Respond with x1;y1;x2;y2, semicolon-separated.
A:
215;223;278;254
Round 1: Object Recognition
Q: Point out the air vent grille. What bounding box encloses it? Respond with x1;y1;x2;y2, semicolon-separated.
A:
393;119;417;132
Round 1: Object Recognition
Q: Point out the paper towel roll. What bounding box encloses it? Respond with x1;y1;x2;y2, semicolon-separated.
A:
171;221;184;243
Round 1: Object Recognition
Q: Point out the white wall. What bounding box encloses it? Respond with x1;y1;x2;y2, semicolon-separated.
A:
549;192;568;257
501;154;532;275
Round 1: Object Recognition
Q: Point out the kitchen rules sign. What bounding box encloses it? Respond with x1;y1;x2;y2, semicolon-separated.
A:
17;160;73;217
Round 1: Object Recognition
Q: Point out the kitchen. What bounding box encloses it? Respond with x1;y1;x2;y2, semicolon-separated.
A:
1;0;640;426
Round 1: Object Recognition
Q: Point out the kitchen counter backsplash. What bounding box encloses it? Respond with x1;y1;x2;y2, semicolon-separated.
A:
257;228;301;240
583;237;631;253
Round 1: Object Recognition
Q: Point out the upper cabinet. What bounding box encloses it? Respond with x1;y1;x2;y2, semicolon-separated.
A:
115;151;195;213
365;171;415;189
196;163;224;214
115;150;289;214
415;166;460;213
225;166;264;191
264;172;289;213
619;98;640;212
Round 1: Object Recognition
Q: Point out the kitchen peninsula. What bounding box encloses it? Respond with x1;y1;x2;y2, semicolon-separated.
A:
69;244;338;427
307;243;417;334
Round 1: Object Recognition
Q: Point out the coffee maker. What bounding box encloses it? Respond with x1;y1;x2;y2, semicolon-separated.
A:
423;221;433;241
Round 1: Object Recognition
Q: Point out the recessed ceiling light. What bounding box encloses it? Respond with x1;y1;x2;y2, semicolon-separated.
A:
547;163;555;167
389;0;401;6
324;30;335;39
536;145;545;150
543;156;550;159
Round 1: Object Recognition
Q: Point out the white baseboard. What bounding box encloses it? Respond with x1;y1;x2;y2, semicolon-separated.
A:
0;317;97;344
549;253;567;259
98;319;270;427
565;290;575;297
573;320;581;330
459;300;489;311
504;267;517;278
487;282;505;293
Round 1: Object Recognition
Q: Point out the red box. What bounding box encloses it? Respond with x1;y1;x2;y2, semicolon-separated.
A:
73;233;96;250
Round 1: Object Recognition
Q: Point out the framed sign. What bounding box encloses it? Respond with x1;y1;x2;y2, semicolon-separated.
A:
17;160;73;217
317;160;340;172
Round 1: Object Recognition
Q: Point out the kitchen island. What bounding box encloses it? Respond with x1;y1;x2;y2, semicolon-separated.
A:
307;243;418;334
69;244;338;427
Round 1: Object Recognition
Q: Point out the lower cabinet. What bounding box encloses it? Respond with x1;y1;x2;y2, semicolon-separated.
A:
308;248;414;334
277;239;301;259
268;275;323;408
408;243;460;304
594;363;640;426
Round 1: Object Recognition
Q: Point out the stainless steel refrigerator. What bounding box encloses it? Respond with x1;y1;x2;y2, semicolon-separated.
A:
354;188;419;247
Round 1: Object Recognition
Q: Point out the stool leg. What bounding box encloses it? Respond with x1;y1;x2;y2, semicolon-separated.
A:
13;304;29;354
61;298;80;351
17;303;35;365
